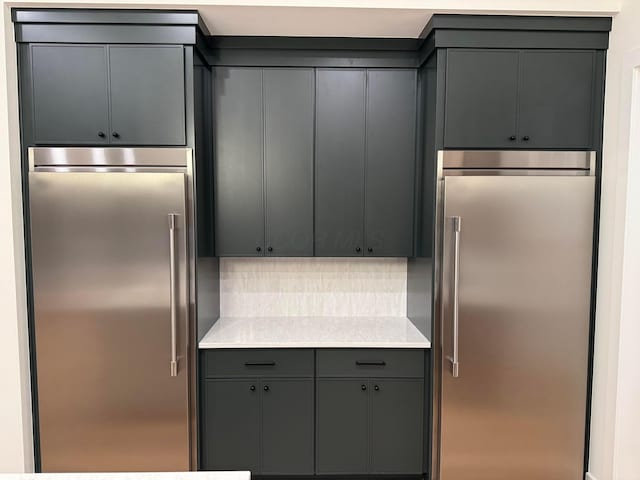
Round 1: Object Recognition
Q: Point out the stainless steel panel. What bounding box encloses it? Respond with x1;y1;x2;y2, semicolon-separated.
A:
29;147;191;168
442;150;595;171
438;175;595;480
29;171;190;472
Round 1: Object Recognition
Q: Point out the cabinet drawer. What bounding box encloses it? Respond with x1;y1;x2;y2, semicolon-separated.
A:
316;349;424;378
202;349;314;378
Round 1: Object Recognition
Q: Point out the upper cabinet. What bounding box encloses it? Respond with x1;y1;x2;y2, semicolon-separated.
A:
214;67;314;257
315;69;417;257
444;48;596;150
27;44;185;146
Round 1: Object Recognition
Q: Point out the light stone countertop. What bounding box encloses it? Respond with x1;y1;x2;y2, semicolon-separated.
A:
198;316;431;349
0;474;250;480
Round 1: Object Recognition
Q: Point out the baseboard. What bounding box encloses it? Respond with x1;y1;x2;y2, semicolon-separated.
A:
585;472;598;480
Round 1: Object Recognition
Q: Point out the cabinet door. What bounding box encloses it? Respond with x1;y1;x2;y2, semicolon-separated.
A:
316;379;369;474
263;69;314;256
201;380;260;472
444;49;519;148
109;45;185;145
261;379;314;474
30;45;109;145
370;379;424;474
214;67;265;256
518;50;595;148
365;70;416;256
315;69;366;256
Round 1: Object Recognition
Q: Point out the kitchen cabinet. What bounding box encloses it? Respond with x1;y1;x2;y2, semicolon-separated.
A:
28;44;185;146
316;349;425;475
201;380;260;472
315;69;417;256
30;45;110;145
201;350;315;475
315;69;366;256
108;46;185;145
444;48;595;149
213;67;314;256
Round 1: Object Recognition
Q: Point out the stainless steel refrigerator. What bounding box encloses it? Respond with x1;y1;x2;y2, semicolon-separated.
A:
28;147;196;472
433;151;596;480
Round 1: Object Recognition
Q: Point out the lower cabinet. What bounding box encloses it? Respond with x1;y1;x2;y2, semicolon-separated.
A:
316;378;424;475
200;348;427;476
202;377;314;474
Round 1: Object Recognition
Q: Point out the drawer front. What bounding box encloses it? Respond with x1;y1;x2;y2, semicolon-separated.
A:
316;349;424;378
202;349;314;378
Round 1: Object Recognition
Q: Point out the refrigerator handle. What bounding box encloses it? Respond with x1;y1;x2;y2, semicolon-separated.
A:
168;213;179;377
446;216;461;378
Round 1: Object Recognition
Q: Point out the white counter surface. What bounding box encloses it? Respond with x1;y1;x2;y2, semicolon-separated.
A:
0;473;249;480
198;316;431;349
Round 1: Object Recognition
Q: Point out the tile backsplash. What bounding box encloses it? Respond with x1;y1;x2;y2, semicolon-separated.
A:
220;258;407;317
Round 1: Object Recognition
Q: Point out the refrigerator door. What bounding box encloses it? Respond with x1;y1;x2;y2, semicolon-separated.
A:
439;175;595;480
29;171;190;472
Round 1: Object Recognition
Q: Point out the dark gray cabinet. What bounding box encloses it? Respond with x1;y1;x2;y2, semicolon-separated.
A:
315;69;366;256
315;69;416;257
518;50;595;148
263;69;314;256
261;379;314;474
370;379;424;474
444;49;519;149
108;45;185;145
30;45;110;145
28;44;185;146
316;349;425;475
202;380;260;472
316;379;369;474
365;70;417;256
214;67;314;256
213;67;264;256
201;350;314;475
444;48;596;149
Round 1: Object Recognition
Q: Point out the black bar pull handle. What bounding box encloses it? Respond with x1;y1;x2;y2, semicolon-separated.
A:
355;360;386;366
244;361;276;367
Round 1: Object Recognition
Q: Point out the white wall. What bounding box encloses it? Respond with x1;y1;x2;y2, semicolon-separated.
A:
588;0;640;478
0;0;636;475
0;3;34;473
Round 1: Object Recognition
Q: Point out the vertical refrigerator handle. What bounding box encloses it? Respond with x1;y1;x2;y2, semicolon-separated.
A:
446;216;461;378
168;213;179;377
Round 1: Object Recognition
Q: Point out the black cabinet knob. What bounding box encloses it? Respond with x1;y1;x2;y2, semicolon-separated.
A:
250;385;256;391
509;135;516;141
355;247;361;253
263;385;269;392
256;246;262;252
374;385;380;391
112;132;120;138
361;384;367;391
367;247;373;253
267;247;273;252
98;131;105;138
522;136;530;141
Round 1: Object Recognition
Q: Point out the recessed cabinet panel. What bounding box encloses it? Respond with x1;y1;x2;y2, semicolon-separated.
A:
202;380;260;472
315;69;366;256
370;379;424;474
444;49;519;148
31;45;109;144
316;379;369;474
264;69;314;256
365;70;416;256
518;50;594;148
261;379;314;474
109;45;185;145
214;67;265;256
